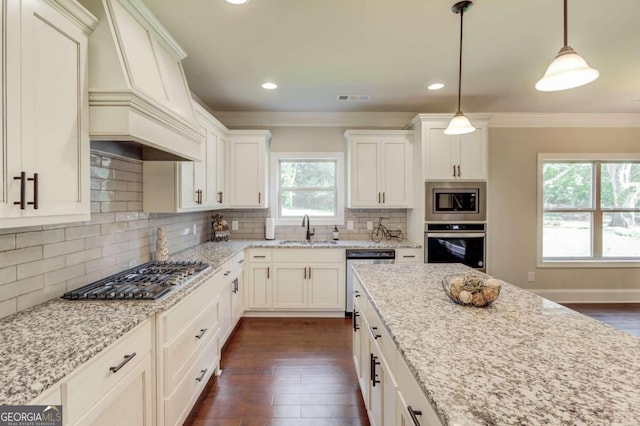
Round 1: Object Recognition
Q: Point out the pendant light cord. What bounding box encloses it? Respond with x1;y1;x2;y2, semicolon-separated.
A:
563;0;568;47
457;7;464;112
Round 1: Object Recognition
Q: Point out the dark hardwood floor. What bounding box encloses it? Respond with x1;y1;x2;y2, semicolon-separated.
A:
184;317;369;426
184;305;639;425
563;303;640;337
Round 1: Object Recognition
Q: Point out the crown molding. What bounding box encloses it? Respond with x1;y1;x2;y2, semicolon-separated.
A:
211;111;417;128
489;113;640;128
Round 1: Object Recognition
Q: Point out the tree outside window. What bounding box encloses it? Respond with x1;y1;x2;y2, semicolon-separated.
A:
541;157;640;262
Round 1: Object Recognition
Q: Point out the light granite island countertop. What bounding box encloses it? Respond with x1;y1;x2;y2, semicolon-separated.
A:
352;263;640;426
0;238;420;405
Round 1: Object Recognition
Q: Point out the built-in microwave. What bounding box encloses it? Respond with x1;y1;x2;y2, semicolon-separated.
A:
425;181;486;222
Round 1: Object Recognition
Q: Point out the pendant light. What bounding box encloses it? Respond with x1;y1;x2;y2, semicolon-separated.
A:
535;0;599;91
445;1;475;136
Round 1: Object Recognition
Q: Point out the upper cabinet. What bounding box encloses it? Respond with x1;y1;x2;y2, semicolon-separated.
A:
227;131;272;209
422;120;488;181
0;0;97;229
143;101;228;212
82;0;204;161
345;130;413;209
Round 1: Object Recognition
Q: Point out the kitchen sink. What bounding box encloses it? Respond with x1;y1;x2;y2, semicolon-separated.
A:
279;240;338;245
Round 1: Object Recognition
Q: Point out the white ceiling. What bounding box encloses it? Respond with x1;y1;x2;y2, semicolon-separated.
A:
144;0;640;114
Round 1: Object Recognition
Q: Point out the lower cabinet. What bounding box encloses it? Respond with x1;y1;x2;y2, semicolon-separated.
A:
156;272;224;426
65;319;154;426
353;276;442;426
247;249;346;313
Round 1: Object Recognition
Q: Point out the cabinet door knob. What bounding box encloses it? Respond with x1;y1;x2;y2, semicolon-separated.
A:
195;328;208;339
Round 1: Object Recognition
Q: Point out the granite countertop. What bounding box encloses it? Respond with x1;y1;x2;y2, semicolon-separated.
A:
352;263;640;426
0;238;420;405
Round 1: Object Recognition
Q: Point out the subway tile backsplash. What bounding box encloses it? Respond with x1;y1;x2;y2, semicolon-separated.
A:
0;151;407;319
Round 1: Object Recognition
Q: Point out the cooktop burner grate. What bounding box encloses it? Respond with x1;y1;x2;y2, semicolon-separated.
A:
62;260;210;300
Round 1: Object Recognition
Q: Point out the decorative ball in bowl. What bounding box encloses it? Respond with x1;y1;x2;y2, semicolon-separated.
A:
442;273;501;307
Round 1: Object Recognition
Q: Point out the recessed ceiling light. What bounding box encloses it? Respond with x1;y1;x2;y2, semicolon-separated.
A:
262;82;277;90
225;0;249;4
428;83;445;91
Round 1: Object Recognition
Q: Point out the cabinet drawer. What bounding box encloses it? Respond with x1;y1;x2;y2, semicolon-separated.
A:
161;275;220;343
66;319;152;423
272;248;344;263
164;328;220;426
395;248;423;264
219;258;235;280
396;355;442;426
234;250;245;271
163;297;220;396
247;249;271;262
366;309;396;369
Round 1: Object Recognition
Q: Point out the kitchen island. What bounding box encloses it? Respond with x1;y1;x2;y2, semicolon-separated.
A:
352;263;640;425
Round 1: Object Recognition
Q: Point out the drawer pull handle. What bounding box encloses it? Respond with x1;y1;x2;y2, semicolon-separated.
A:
408;405;422;425
109;352;136;373
354;290;361;298
196;368;208;382
238;259;244;264
254;255;266;258
224;270;231;276
195;328;208;339
370;354;380;386
352;310;360;332
369;325;381;340
403;255;416;258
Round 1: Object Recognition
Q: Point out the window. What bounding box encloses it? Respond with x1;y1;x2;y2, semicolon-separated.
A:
538;154;640;266
271;152;344;225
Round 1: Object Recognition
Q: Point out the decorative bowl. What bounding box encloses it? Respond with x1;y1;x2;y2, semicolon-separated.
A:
442;273;501;307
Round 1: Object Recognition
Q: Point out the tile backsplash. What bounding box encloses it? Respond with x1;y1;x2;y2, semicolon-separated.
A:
221;209;407;241
0;151;407;320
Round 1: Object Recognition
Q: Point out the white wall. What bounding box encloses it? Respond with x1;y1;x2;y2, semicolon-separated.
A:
487;127;640;301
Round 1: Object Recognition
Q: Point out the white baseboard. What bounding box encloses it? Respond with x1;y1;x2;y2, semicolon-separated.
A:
532;289;640;304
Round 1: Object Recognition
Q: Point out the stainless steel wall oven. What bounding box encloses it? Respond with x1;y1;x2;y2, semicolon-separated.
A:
425;223;486;271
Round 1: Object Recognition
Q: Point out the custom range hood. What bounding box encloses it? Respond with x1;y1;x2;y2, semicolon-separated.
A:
82;0;204;161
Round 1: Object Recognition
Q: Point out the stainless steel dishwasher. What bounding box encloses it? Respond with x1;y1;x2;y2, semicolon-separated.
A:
345;249;395;315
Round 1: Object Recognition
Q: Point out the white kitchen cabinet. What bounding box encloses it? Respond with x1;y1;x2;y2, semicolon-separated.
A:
396;355;442;426
247;249;345;313
216;134;227;208
345;130;413;208
424;125;488;181
156;271;226;426
0;0;95;228
65;319;153;426
142;101;227;212
228;130;272;208
247;263;272;309
272;263;344;310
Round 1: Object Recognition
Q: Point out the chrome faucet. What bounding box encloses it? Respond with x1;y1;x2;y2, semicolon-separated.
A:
301;214;315;241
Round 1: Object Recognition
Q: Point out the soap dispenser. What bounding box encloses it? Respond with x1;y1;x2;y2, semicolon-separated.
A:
332;225;339;241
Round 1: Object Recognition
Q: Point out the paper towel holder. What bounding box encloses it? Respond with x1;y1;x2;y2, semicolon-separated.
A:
265;217;275;240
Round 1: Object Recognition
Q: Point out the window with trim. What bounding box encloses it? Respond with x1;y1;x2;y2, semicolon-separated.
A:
271;152;344;225
539;154;640;265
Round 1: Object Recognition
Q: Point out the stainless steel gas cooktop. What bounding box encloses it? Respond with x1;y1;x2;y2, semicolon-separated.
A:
62;261;210;300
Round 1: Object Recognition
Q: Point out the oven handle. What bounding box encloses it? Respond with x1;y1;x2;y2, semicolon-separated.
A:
427;233;485;238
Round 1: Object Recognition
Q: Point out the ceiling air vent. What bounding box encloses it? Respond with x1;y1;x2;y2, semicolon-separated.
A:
337;95;370;102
